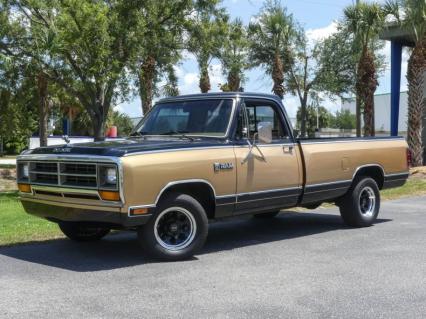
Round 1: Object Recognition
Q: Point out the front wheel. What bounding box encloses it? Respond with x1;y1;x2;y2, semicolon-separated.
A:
339;177;380;227
59;222;110;242
138;193;208;261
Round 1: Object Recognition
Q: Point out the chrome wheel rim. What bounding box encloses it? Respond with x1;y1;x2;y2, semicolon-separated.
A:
359;186;376;218
154;207;197;251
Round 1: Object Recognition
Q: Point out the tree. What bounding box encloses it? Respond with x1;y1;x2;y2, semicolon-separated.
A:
342;2;385;137
187;5;228;93
248;0;297;98
219;18;249;92
296;103;332;138
161;64;180;97
316;29;361;136
1;2;50;146
1;0;139;141
132;1;189;114
330;110;356;130
317;25;385;137
36;71;50;146
316;30;358;101
0;56;38;154
134;1;221;113
286;32;324;137
106;110;134;137
385;0;426;166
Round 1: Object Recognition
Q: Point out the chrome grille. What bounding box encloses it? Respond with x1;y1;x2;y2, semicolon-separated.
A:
62;175;97;188
33;173;59;185
62;163;97;175
17;161;117;190
34;162;57;173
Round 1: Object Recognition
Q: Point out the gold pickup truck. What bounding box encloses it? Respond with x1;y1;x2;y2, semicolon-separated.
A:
17;93;409;260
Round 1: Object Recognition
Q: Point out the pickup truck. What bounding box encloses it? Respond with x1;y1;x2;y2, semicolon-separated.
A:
17;92;409;260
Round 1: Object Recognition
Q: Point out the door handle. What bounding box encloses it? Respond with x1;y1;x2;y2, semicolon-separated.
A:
282;145;294;154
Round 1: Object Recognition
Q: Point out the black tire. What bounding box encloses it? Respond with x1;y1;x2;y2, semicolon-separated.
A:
59;222;110;242
339;176;380;227
137;193;209;261
253;211;280;218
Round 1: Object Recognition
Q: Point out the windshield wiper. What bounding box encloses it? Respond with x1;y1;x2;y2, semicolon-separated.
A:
160;131;194;141
130;131;148;137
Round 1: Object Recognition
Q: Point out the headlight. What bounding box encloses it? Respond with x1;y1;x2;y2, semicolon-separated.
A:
22;164;29;178
105;167;117;184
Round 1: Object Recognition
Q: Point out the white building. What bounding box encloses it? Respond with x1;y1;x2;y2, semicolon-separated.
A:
341;91;408;134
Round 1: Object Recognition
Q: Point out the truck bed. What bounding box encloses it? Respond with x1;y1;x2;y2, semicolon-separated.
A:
297;136;409;204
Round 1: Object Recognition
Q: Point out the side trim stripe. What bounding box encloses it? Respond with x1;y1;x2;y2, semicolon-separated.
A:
304;180;352;194
237;188;301;202
299;137;405;145
384;172;409;181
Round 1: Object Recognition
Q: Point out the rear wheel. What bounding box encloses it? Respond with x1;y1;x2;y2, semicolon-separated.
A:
59;222;110;242
339;176;380;227
138;193;208;261
253;211;280;219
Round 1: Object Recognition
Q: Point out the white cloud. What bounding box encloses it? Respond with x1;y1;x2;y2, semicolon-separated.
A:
175;60;226;95
306;21;338;43
180;49;196;62
183;72;198;86
209;62;226;91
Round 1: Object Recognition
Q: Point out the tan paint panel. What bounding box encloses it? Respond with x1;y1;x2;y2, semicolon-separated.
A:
300;139;408;185
233;144;302;193
121;148;236;210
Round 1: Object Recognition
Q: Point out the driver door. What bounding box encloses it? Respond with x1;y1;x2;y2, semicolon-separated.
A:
233;99;302;214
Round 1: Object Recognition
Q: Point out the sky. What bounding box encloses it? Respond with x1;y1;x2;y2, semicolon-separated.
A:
117;0;409;120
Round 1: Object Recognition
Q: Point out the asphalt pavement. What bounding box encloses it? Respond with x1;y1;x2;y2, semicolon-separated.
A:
0;196;425;318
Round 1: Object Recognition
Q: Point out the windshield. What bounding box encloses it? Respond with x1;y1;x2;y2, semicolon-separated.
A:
135;99;234;137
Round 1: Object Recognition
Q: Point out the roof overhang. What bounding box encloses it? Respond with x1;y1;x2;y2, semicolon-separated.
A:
380;23;416;47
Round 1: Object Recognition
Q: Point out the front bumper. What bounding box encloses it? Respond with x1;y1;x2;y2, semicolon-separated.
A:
21;197;153;228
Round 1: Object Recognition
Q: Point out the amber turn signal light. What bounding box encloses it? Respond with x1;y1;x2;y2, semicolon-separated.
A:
18;183;31;193
129;207;148;216
99;190;120;201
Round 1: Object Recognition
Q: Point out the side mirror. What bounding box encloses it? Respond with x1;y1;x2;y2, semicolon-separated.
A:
257;122;272;144
293;129;300;138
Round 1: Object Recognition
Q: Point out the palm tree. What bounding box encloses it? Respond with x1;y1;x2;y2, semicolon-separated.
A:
133;1;194;115
219;19;250;92
248;0;296;98
343;2;385;137
161;64;180;97
187;9;228;93
385;0;426;166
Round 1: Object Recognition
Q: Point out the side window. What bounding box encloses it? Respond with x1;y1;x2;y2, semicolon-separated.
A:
243;101;288;142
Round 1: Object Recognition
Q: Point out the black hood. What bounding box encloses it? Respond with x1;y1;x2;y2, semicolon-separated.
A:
27;137;229;157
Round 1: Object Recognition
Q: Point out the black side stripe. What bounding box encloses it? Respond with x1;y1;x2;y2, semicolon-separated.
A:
216;188;302;205
384;173;409;181
237;188;301;202
304;180;352;194
216;195;237;205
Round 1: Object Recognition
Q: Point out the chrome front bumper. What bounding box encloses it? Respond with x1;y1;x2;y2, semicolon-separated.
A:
20;196;152;228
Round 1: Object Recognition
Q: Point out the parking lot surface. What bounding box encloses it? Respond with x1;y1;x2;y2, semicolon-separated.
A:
1;196;425;318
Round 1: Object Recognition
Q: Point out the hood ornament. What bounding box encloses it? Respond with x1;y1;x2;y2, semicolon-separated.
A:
62;135;71;144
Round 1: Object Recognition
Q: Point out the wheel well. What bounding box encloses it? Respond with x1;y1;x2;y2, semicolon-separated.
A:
353;166;384;189
157;182;216;219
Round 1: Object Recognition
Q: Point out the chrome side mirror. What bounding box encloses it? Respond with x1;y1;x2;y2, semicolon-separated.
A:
241;132;266;164
257;122;272;144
